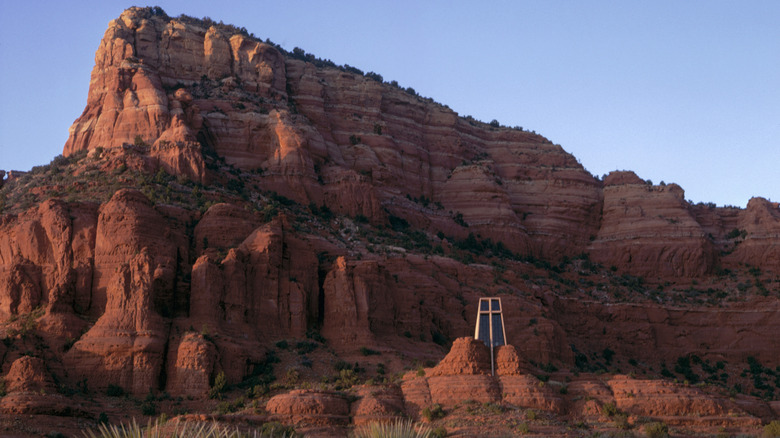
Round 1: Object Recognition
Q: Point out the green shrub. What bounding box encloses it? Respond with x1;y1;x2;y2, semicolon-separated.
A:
208;371;227;399
613;413;630;430
353;420;433;438
421;403;445;421
764;420;780;438
140;401;157;416
360;347;381;356
602;402;619;417
106;384;125;397
644;421;669;438
430;426;447;438
295;341;316;354
215;397;245;415
335;369;359;389
516;422;530;434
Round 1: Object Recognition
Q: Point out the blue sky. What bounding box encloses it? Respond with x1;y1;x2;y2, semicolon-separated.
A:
1;1;778;207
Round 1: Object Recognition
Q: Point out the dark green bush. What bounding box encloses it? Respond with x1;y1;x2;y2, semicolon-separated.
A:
105;384;125;397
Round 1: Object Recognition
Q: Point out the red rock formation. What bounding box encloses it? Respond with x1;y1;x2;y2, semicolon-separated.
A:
495;344;530;375
589;171;716;277
428;337;491;376
0;7;779;436
4;356;55;393
555;297;780;366
62;7;606;260
726;197;780;271
266;390;350;425
63;248;166;395
164;332;217;398
0;356;91;418
193;203;261;253
91;189;179;317
350;385;406;425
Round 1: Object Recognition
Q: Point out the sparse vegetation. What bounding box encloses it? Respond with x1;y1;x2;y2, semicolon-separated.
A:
83;418;297;438
106;384;125;397
764;420;780;438
353;420;433;438
421;403;446;421
644;421;669;438
208;371;227;399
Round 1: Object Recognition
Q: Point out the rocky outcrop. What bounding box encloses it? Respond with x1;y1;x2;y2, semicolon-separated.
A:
61;7;606;260
63;249;166;395
4;356;55;393
428;337;492;376
402;338;563;413
350;385;406;425
266;390;350;425
589;171;715;277
59;8;780;272
0;356;89;417
164;332;217;397
92;189;179;318
556;297;780;365
726;197;780;269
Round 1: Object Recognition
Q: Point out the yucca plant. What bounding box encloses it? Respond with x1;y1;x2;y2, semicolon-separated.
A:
352;420;434;438
83;418;295;438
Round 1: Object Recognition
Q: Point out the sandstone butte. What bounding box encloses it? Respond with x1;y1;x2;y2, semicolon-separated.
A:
0;6;778;437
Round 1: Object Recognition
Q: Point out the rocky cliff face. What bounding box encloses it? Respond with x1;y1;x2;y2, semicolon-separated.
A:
0;6;778;436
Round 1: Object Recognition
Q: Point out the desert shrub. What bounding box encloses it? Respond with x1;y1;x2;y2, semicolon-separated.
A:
334;360;352;372
516;422;530;434
295;341;317;354
215;397;245;415
644;421;669;438
764;420;780;438
140;400;157;416
602;402;619;417
360;347;381;356
482;402;504;414
613;413;630;430
602;348;615;364
726;228;747;239
335;369;359;389
106;384;125;397
421;403;445;421
208;371;227;399
353;420;433;438
431;331;448;347
430;426;447;438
